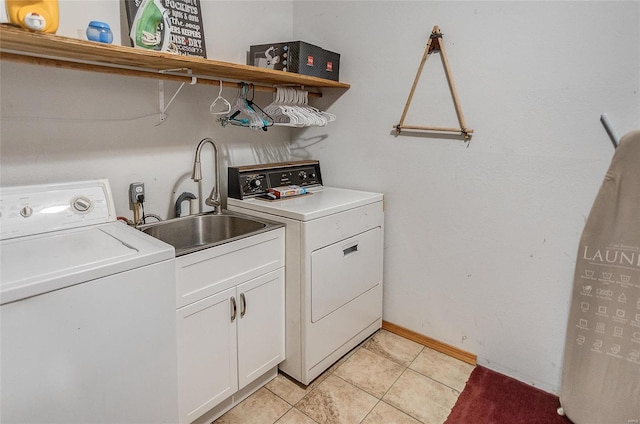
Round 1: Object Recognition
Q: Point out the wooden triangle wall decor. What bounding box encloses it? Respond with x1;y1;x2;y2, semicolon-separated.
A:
394;26;473;141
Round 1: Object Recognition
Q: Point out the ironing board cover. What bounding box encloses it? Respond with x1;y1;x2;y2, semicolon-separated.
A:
559;130;640;424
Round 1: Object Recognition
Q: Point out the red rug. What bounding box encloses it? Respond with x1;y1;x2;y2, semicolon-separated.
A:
445;366;574;424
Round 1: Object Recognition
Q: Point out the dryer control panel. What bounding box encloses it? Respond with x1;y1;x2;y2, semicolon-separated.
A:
228;160;323;199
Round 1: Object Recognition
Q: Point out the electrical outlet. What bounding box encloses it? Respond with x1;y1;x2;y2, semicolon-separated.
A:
129;182;145;204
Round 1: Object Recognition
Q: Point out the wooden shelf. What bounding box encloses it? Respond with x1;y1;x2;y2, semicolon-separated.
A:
0;25;350;91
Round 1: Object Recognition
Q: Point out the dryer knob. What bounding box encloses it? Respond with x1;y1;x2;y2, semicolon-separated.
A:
299;171;308;180
249;178;262;189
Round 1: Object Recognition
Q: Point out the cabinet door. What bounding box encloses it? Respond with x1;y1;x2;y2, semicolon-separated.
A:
236;268;285;390
177;287;238;424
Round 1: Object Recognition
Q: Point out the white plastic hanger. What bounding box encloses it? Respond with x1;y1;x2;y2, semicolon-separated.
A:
210;80;232;115
300;90;335;124
264;86;335;128
264;87;287;123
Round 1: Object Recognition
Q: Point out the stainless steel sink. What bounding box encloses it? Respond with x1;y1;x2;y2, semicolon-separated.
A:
138;211;282;256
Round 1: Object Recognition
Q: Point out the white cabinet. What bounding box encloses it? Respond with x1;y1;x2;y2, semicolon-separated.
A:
177;287;238;423
175;228;285;424
236;271;285;388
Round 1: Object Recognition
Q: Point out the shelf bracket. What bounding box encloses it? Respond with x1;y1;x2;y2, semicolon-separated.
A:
158;68;197;122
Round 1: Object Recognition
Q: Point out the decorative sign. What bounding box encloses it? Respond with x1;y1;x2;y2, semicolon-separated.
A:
124;0;207;58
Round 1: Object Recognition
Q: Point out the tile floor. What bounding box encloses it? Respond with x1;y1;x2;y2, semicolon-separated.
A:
214;329;475;424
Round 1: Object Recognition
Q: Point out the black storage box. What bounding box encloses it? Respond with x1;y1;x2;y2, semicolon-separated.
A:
249;41;340;81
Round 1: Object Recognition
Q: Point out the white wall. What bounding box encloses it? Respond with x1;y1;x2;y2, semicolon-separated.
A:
291;1;640;393
2;0;639;397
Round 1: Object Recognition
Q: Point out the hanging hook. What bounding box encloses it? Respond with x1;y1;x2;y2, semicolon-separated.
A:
247;83;256;102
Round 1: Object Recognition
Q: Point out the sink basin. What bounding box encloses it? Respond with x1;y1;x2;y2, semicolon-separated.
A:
138;211;282;256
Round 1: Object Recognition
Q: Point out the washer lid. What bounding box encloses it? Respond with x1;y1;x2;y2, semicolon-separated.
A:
0;222;174;304
227;186;383;221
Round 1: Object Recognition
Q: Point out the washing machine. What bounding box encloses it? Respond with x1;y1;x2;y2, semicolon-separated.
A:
0;180;179;424
227;160;384;385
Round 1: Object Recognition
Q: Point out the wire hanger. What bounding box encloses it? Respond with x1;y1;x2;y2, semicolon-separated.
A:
219;83;273;131
245;84;274;131
210;80;232;115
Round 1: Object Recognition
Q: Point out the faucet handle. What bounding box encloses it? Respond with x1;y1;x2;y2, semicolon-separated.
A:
205;198;221;207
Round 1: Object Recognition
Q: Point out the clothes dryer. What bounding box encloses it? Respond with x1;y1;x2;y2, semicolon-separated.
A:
228;161;384;384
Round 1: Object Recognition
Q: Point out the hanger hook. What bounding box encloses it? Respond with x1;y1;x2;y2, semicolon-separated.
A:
248;83;256;102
